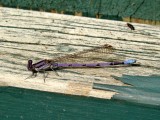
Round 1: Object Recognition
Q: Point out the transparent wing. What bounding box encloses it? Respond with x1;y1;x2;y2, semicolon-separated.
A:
49;44;125;63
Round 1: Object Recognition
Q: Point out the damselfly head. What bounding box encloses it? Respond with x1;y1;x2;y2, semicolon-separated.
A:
27;60;33;71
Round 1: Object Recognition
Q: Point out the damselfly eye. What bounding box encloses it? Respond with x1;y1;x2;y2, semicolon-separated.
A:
27;60;33;71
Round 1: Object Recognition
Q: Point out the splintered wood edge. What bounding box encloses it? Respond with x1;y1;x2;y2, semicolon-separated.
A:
0;75;116;99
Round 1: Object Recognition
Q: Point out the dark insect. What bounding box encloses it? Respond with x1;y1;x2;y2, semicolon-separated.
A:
127;23;135;30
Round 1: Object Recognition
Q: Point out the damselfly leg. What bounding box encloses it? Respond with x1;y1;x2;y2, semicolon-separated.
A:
25;72;37;80
50;66;60;76
43;71;49;83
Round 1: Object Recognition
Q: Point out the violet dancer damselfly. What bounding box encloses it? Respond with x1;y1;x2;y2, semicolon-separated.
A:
27;44;137;81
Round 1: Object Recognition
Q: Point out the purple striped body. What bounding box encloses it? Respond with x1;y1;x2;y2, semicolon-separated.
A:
51;59;136;68
53;61;123;68
27;59;136;73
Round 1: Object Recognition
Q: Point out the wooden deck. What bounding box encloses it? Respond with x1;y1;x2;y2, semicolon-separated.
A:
0;7;160;99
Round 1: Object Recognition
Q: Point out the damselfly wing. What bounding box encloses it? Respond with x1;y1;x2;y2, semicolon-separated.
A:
48;44;126;65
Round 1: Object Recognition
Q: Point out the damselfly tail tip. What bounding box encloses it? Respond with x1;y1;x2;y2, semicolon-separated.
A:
124;59;136;65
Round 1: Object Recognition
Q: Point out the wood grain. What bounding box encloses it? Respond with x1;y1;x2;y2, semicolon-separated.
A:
0;7;160;99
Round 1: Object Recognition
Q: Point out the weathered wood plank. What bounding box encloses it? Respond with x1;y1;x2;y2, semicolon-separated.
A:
0;7;160;99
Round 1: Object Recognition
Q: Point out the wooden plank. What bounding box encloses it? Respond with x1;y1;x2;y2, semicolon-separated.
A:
0;7;160;99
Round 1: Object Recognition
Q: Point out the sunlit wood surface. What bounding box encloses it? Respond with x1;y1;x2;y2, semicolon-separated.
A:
0;7;160;99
